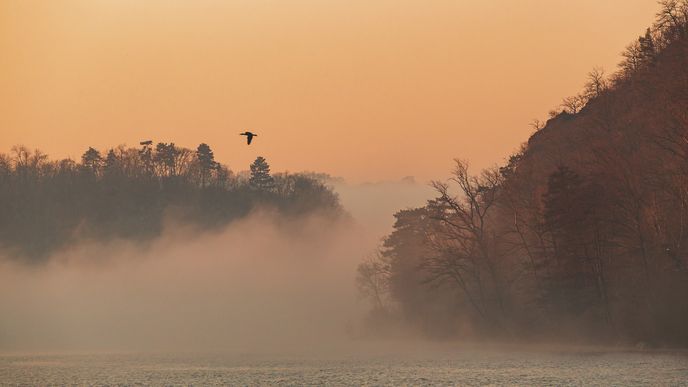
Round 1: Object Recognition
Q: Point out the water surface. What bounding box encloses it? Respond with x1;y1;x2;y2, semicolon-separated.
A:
1;348;687;385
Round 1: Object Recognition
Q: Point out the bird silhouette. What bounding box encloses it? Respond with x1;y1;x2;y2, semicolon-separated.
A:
239;131;258;145
140;140;153;146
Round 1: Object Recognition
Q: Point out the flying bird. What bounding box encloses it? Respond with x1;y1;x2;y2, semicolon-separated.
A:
240;131;258;145
140;140;153;146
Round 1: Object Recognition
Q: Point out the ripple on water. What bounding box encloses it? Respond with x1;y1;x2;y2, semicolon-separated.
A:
0;350;687;386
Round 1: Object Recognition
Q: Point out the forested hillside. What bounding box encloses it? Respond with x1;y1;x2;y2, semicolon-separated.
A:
358;1;688;347
0;142;342;261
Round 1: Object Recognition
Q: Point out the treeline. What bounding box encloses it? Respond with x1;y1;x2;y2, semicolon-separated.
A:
358;1;688;346
0;142;341;261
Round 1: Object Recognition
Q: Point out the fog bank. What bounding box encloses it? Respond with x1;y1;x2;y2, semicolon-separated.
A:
0;179;434;353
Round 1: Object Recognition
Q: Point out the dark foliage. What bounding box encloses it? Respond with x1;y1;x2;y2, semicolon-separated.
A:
0;143;342;262
358;1;688;347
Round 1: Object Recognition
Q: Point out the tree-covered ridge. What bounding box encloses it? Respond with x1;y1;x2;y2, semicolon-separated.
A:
358;1;688;346
0;142;342;261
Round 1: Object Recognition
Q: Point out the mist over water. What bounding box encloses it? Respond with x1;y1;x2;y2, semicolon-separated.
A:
0;179;431;354
4;0;688;382
3;178;685;386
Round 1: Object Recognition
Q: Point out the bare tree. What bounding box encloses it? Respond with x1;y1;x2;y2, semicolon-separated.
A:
425;160;507;327
584;67;609;100
529;119;545;131
356;251;391;311
619;40;643;77
655;0;688;40
561;95;586;114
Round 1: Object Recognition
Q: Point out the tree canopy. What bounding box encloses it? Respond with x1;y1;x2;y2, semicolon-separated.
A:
0;143;342;262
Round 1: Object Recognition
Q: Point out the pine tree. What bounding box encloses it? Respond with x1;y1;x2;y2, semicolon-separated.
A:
154;142;179;177
104;149;117;167
196;143;217;187
103;149;120;177
81;147;103;175
543;165;584;232
638;28;656;64
542;165;608;320
138;142;154;177
249;156;275;191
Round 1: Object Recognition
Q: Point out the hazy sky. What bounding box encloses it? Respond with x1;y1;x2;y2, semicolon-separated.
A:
0;0;658;182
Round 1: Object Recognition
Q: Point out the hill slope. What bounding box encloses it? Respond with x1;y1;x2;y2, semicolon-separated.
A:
358;1;688;346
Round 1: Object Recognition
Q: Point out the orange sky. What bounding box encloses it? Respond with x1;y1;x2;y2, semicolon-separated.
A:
0;0;658;182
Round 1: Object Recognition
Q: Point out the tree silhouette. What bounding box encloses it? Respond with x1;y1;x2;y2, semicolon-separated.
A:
425;160;506;327
560;95;585;114
196;143;217;187
0;143;342;261
137;142;154;178
639;28;657;64
584;67;608;100
249;156;275;191
154;142;179;177
103;149;120;175
81;147;103;174
543;165;584;233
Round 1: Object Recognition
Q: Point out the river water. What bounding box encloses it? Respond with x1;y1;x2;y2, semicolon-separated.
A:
1;347;687;385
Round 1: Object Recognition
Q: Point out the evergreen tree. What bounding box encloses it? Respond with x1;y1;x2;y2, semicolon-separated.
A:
139;142;154;177
0;143;341;261
81;147;102;174
196;143;217;187
542;165;609;320
543;165;584;232
154;142;179;177
638;28;656;64
249;156;275;191
104;149;118;173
